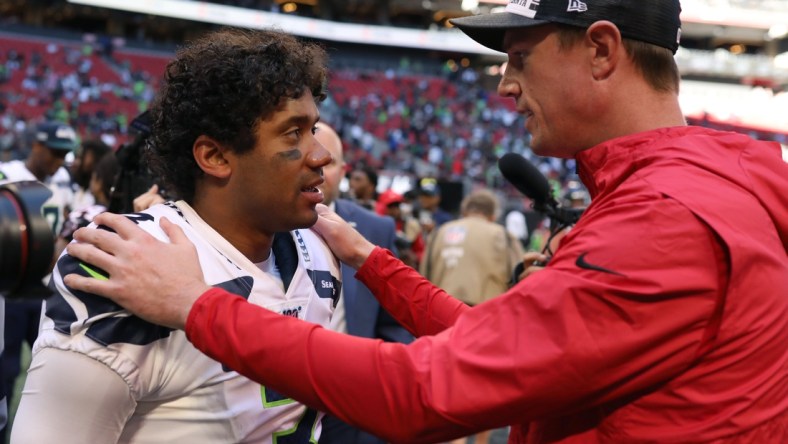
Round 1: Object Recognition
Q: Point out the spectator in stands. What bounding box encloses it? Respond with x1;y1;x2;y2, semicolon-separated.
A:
61;1;788;442
12;28;341;443
347;165;378;211
314;121;413;444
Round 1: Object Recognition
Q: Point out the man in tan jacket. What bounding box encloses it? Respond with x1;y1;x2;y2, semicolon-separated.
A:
420;189;524;307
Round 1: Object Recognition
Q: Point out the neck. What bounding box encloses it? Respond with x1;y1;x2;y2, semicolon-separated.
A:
191;192;273;263
25;158;46;182
464;212;492;221
581;81;686;151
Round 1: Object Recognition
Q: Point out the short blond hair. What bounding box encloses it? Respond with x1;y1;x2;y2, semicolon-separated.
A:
461;189;499;219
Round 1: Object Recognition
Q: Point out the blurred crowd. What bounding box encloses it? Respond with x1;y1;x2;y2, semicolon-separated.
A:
5;30;785;265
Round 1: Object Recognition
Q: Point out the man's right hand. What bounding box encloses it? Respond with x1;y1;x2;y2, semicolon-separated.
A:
63;213;210;329
312;204;375;269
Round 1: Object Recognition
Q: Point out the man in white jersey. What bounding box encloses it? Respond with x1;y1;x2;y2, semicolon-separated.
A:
0;120;77;234
0;120;77;441
12;28;341;443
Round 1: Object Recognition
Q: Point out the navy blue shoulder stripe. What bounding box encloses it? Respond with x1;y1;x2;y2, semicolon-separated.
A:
47;254;123;336
214;275;254;300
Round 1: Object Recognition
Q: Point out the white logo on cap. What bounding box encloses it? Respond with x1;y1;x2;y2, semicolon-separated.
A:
55;126;77;141
567;0;587;13
507;0;540;19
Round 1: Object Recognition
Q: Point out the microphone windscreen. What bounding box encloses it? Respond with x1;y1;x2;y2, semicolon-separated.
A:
497;153;552;204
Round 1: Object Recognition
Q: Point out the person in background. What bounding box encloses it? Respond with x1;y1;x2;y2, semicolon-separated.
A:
0;120;77;442
415;177;453;234
56;152;119;253
504;206;529;249
376;189;425;268
57;1;788;442
314;121;413;444
347;166;378;211
68;138;112;212
12;28;341;443
420;189;523;308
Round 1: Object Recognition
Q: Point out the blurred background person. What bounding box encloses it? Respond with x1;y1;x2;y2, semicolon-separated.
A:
0;121;77;442
347;165;379;211
56;152;119;254
503;204;529;250
67;138;112;213
415;176;454;235
376;189;425;269
420;188;523;309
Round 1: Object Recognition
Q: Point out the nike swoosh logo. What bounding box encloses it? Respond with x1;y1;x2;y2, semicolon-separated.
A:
79;263;109;281
575;252;626;277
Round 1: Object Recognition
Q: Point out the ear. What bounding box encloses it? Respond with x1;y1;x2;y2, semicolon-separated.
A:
585;21;623;81
193;135;231;179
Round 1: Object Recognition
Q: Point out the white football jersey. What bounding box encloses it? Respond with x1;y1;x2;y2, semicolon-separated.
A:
0;161;74;235
34;201;340;443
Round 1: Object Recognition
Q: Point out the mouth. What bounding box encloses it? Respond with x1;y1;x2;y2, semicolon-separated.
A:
300;181;324;204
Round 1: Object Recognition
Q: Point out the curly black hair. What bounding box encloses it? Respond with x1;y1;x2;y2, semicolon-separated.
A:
145;28;328;203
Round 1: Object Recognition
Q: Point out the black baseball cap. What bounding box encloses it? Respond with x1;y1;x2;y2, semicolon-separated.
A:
418;177;441;196
34;121;78;152
450;0;682;54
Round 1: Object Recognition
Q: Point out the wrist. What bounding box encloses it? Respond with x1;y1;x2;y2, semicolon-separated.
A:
349;242;375;269
177;283;212;329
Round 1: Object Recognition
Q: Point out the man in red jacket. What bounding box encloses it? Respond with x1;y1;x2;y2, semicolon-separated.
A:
62;1;787;442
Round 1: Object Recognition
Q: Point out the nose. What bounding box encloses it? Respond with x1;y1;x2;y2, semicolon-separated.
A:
497;72;520;99
307;139;332;170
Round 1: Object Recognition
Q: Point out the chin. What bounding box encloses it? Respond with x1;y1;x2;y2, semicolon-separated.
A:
530;140;576;159
296;212;319;229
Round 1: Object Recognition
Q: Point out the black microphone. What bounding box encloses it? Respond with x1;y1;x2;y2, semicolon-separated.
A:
498;152;556;213
498;153;583;225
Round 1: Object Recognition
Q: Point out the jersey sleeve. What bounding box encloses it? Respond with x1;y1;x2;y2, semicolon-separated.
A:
185;197;726;443
11;347;136;443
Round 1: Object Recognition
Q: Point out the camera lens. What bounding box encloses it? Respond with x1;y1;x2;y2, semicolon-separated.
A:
0;181;55;298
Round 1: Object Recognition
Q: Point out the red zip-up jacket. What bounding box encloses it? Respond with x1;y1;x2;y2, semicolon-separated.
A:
186;126;787;443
